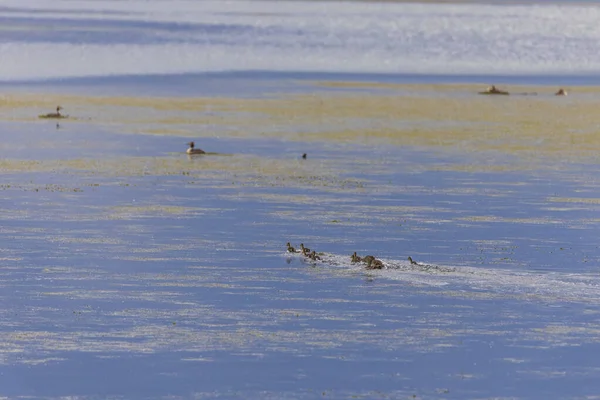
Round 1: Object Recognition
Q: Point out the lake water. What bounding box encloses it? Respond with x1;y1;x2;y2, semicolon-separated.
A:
2;1;600;399
3;0;600;83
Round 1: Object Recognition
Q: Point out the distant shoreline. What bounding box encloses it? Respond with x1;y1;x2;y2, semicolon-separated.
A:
289;0;598;3
294;0;600;5
1;71;598;93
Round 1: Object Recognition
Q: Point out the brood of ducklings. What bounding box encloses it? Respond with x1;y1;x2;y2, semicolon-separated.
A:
186;141;206;155
286;242;297;253
309;251;321;261
39;106;68;119
351;251;362;263
366;258;384;270
479;85;509;95
408;256;419;265
555;88;567;96
300;243;311;255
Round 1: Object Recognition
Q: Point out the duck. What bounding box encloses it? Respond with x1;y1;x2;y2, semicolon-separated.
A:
309;251;321;261
300;243;311;255
351;251;362;263
39;106;67;119
302;153;307;159
286;242;297;253
407;256;419;265
366;258;384;270
362;255;375;264
186;141;206;155
555;88;567;96
479;85;509;95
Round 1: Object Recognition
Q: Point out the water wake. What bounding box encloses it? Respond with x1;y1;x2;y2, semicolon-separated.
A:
287;250;600;304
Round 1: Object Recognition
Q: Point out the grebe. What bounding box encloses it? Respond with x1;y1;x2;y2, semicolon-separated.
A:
186;141;206;155
39;106;67;119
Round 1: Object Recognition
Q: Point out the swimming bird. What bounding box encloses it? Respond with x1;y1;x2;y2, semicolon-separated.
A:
39;106;67;119
300;243;311;255
351;251;362;263
555;88;567;96
302;153;307;159
479;85;509;95
286;242;297;253
366;258;384;270
309;251;321;261
186;141;206;155
408;256;418;265
362;255;375;264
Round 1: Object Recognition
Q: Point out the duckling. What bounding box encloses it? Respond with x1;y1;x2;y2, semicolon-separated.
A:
300;243;311;255
302;153;307;159
362;255;375;264
286;242;297;253
366;258;384;270
351;251;362;263
186;141;206;155
408;256;419;265
555;88;567;96
309;251;321;261
39;106;67;119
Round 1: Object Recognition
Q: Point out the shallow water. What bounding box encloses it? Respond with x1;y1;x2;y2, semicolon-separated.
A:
3;0;600;398
2;88;600;398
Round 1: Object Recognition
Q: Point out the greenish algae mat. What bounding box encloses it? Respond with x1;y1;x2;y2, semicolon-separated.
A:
2;82;600;399
6;81;600;163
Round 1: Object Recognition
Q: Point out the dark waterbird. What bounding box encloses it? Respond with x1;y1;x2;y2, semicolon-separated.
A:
366;258;384;270
300;243;311;255
286;242;297;253
39;106;68;119
186;141;206;155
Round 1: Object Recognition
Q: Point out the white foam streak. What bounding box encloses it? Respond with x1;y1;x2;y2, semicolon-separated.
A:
1;0;600;80
291;252;600;304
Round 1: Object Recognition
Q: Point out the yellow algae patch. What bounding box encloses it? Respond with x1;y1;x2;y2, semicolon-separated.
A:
47;236;125;245
109;205;198;217
3;83;600;163
0;155;330;179
549;197;600;204
458;216;562;224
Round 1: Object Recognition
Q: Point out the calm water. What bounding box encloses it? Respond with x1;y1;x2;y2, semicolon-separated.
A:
2;1;600;398
2;0;600;82
0;112;600;398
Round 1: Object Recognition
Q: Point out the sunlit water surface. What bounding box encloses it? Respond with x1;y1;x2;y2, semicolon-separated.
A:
1;107;600;399
2;0;600;399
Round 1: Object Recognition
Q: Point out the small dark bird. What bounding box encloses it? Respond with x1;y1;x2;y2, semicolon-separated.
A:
351;251;362;263
302;153;307;159
286;242;297;253
408;256;418;265
309;251;321;261
39;105;66;119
